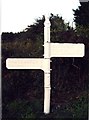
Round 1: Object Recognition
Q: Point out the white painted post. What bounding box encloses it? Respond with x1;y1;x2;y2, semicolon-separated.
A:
44;15;51;114
6;14;85;115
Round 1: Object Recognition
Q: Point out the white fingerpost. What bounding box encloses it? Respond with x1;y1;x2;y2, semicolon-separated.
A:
44;15;51;114
6;14;85;115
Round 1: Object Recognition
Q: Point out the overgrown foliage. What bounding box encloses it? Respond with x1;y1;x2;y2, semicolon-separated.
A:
73;2;89;27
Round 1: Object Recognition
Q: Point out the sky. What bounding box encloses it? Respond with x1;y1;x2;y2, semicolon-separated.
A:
1;0;80;33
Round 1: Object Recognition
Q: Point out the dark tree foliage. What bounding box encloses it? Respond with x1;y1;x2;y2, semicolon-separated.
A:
24;16;45;41
24;14;68;41
2;32;15;41
73;2;89;26
1;32;21;43
73;2;89;60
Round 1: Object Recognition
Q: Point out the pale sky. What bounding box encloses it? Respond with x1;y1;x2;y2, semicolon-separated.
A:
1;0;80;33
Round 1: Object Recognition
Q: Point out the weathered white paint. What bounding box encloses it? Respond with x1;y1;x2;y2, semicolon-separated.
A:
6;15;85;114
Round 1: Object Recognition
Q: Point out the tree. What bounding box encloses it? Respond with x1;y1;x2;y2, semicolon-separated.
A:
73;2;89;59
24;14;69;42
73;2;89;27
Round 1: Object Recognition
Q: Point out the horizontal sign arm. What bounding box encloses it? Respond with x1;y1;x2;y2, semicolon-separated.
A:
50;43;85;57
6;58;50;72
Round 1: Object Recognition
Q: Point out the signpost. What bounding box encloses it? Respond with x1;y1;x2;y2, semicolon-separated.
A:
6;15;85;114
